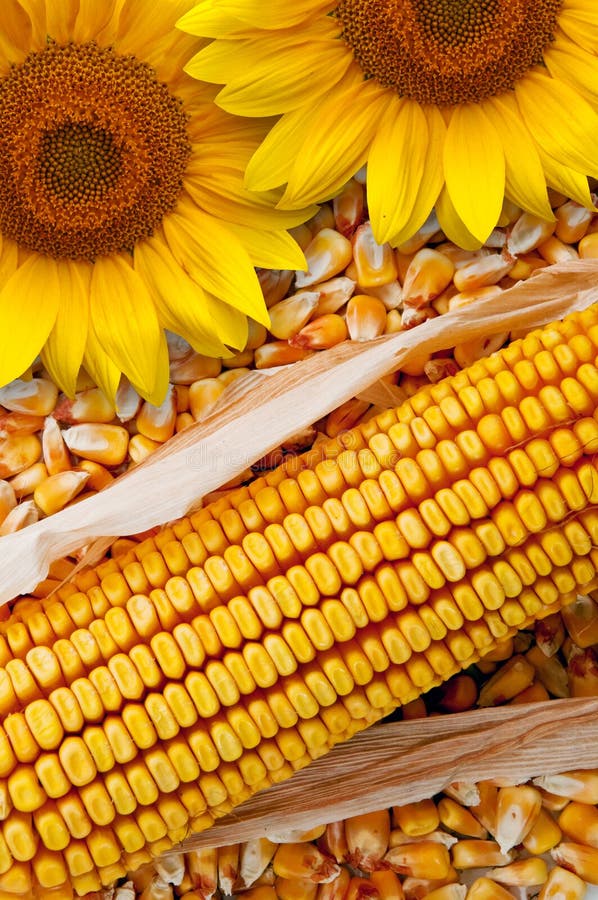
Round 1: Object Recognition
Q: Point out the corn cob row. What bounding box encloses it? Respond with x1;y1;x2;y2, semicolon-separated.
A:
2;184;598;531
0;304;598;893
114;771;598;900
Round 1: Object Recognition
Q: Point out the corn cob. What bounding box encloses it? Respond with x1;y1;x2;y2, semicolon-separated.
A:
4;304;598;892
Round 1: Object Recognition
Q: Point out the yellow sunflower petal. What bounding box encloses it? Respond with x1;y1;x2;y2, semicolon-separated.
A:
203;292;249;350
90;254;164;402
72;0;126;43
485;95;554;221
138;329;170;408
83;323;122;403
213;38;350;117
162;202;269;327
13;0;46;48
209;0;334;30
515;68;598;176
0;0;33;68
225;222;306;270
280;69;391;209
134;237;231;358
557;4;598;53
176;3;245;39
184;38;254;84
244;105;313;193
443;103;505;243
435;187;484;252
367;96;428;245
545;36;598;105
40;260;91;398
0;238;19;286
45;0;78;42
184;168;317;229
387;105;446;248
533;140;596;209
0;255;60;385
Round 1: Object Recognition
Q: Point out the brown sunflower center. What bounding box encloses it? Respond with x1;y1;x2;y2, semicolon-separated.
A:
335;0;562;106
0;41;191;260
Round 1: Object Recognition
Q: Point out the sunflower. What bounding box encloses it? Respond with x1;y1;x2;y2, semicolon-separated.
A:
179;0;598;251
0;0;313;404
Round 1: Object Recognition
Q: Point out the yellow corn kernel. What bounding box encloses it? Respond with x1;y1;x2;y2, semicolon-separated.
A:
551;842;598;884
236;838;277;890
272;843;340;883
0;435;42;479
290;314;348;350
344;809;390;871
61;424;129;466
451;839;514;869
534;769;598;804
295;228;353;289
437;797;487;838
522;806;562;855
538;864;587;899
477;655;536;706
384;841;451;879
136;386;177;443
393;799;439;836
494;784;542;853
466;877;518;900
486;857;548;887
401;248;454;309
369;869;405;900
345;294;388;341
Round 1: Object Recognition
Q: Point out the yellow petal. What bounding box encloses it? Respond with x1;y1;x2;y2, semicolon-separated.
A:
281;68;390;208
40;260;91;398
211;0;334;29
0;0;35;68
45;0;77;42
134;236;230;358
83;323;122;403
557;6;598;53
515;68;598;176
72;0;127;43
214;38;350;117
533;140;596;209
485;95;554;221
13;0;46;47
162;201;269;327
135;329;170;408
90;254;164;402
184;38;255;84
0;238;19;288
443;103;505;243
203;292;249;350
387;105;446;248
177;3;244;38
0;256;60;386
367;96;428;245
225;222;306;270
435;187;484;252
544;36;598;105
245;105;313;193
184;169;317;229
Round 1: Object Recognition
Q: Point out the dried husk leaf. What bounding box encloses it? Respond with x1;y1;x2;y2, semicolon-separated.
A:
0;260;597;602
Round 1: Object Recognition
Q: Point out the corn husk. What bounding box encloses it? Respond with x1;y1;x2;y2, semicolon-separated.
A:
0;258;597;604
